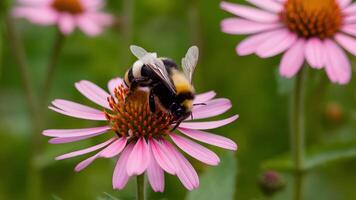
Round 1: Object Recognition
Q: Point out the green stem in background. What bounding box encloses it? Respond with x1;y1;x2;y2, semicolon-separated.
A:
41;30;65;107
4;13;42;200
290;67;307;200
136;174;145;200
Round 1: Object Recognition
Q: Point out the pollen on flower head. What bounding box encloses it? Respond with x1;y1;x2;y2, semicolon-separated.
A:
104;84;174;139
280;0;343;39
51;0;84;14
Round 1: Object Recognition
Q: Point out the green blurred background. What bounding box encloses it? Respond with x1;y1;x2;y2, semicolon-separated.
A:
0;0;356;199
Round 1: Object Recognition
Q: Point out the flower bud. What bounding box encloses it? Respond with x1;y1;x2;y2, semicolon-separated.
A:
258;171;285;196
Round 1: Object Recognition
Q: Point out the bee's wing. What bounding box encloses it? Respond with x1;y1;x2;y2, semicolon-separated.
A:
181;46;199;83
130;45;176;93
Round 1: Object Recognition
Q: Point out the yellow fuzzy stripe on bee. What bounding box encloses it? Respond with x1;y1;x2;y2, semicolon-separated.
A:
182;99;193;110
124;71;130;86
171;69;193;93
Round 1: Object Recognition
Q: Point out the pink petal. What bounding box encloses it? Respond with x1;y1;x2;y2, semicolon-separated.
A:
246;0;283;13
12;6;57;25
221;18;281;34
73;138;124;171
193;91;216;104
58;13;76;35
236;28;284;56
81;0;105;11
126;138;150;176
220;2;279;23
279;39;306;78
324;39;351;85
56;137;115;160
162;140;199;190
305;38;325;69
344;14;356;24
256;30;297;58
147;149;165;192
179;115;239;130
50;99;106;120
77;14;103;36
344;3;356;15
75;80;111;110
18;0;52;6
341;24;356;36
338;0;352;8
113;143;134;189
49;134;104;144
149;138;176;175
88;12;114;26
178;128;237;150
43;126;110;137
189;98;231;120
335;33;356;56
108;77;123;96
170;134;220;166
99;137;127;158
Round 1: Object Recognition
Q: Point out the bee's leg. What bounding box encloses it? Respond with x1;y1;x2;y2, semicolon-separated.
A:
171;118;183;131
148;90;156;113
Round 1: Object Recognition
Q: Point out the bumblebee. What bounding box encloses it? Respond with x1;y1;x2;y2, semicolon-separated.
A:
124;45;199;128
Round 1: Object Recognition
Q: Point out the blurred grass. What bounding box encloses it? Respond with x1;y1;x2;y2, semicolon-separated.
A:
0;0;356;199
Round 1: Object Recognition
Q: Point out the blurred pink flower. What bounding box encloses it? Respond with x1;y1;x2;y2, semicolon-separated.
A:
42;77;238;192
13;0;114;36
221;0;356;84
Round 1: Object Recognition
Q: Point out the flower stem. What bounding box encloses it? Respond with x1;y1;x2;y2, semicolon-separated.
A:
290;67;307;200
136;174;145;200
41;30;65;107
4;13;42;200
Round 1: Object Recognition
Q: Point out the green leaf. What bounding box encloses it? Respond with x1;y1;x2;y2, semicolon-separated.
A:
186;152;237;200
262;142;356;171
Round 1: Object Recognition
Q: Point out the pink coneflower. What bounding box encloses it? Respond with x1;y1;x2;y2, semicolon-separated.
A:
13;0;113;36
221;0;356;84
43;77;238;192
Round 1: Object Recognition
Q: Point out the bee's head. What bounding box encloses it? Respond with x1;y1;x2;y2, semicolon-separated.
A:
170;102;191;122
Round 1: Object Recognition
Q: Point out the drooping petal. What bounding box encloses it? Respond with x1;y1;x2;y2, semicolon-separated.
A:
43;126;110;137
49;134;104;144
179;115;239;130
193;91;216;104
279;39;306;78
108;77;123;96
335;33;356;56
149;138;176;175
81;0;105;11
113;143;134;190
256;30;297;58
178;128;237;151
221;18;281;35
56;137;115;160
58;13;76;35
162;140;199;191
99;137;127;158
189;98;232;120
304;38;325;69
126;138;150;176
170;134;220;166
147;148;165;192
344;14;356;24
220;2;279;23
75;80;111;110
246;0;283;13
88;12;114;26
324;39;351;85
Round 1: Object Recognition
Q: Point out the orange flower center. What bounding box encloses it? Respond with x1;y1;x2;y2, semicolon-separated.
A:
51;0;84;14
104;85;173;138
280;0;343;39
